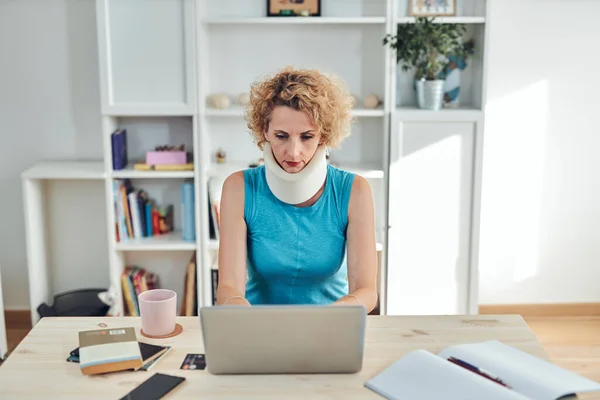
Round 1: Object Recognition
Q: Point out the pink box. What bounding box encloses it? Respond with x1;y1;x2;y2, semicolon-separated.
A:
146;151;187;165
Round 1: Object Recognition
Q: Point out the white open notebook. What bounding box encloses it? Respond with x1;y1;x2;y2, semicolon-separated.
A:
365;340;600;400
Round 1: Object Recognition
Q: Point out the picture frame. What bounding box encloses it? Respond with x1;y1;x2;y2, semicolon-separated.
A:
409;0;457;17
267;0;321;17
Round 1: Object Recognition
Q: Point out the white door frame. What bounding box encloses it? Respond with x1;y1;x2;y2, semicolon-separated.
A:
0;264;8;360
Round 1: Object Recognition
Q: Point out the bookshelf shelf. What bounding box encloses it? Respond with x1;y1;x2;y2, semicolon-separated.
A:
202;17;386;25
111;166;195;179
203;107;246;117
397;17;485;24
352;108;386;117
336;164;385;179
204;106;385;118
22;161;105;180
395;107;484;122
98;107;195;117
115;231;196;252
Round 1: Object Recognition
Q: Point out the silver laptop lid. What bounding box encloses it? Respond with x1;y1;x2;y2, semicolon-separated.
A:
200;305;366;375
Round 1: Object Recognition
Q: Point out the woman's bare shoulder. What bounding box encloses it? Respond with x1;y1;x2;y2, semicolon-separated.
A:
222;170;245;196
219;171;246;222
348;174;374;215
350;174;372;197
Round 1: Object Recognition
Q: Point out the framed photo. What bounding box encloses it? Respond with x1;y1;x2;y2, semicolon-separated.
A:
409;0;457;17
267;0;321;17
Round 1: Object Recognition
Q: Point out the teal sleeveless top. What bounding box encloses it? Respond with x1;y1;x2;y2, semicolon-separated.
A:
243;164;356;305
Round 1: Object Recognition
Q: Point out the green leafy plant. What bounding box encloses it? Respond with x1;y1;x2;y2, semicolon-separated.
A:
383;17;472;81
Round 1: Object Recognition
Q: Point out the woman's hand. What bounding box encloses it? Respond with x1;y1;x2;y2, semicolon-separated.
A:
222;296;251;306
332;294;363;307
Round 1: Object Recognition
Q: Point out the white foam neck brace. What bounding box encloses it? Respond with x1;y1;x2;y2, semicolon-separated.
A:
262;142;328;205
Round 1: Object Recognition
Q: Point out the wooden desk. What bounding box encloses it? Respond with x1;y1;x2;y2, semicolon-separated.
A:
0;315;568;399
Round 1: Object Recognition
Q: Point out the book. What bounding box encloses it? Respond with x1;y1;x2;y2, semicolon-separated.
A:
181;181;195;241
179;253;197;316
111;129;128;170
365;340;600;400
68;342;171;372
120;266;159;316
78;327;143;375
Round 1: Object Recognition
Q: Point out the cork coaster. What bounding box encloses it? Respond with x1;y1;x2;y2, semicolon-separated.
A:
140;323;183;339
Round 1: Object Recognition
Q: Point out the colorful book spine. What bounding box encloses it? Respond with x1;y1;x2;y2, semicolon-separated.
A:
113;180;128;241
181;181;195;241
114;177;181;242
145;202;153;237
128;192;143;239
111;129;128;170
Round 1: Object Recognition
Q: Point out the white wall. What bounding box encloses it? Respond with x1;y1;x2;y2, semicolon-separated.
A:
478;0;600;304
0;0;108;309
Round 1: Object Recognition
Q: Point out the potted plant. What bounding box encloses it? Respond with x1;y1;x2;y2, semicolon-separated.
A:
383;17;474;110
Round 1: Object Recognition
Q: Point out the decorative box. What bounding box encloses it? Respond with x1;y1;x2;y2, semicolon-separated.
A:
146;151;187;165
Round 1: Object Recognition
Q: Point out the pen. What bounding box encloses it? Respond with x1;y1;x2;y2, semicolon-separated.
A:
448;357;512;389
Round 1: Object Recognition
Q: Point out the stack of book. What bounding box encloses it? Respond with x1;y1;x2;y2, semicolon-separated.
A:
121;266;159;317
179;251;218;308
113;178;174;242
72;327;171;375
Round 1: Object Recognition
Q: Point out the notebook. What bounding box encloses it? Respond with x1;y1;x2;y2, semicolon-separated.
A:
365;340;600;400
78;327;143;375
68;342;171;371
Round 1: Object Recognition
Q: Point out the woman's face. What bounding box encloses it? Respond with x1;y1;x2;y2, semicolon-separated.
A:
265;106;322;173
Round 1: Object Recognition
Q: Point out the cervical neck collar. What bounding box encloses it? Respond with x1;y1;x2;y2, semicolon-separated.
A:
262;142;328;205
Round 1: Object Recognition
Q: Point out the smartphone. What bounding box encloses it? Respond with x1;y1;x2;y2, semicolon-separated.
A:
119;373;185;400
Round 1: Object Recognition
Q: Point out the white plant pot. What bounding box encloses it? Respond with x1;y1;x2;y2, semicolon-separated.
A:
416;79;445;110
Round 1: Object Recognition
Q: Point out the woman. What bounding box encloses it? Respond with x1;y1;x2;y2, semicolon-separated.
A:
216;67;378;312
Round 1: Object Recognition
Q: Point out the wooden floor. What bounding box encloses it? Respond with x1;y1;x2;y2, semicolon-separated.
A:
525;316;600;383
5;327;30;357
3;316;600;384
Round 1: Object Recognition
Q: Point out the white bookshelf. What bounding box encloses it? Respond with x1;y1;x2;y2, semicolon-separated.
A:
195;0;392;312
386;0;489;316
22;0;488;323
21;161;108;326
21;161;106;180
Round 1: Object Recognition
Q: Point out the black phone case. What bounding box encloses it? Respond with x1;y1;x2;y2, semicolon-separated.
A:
118;372;185;400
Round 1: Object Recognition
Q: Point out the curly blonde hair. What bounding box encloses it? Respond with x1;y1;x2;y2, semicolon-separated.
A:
245;66;355;150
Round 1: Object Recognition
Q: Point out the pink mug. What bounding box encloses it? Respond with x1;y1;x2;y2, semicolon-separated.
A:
138;289;177;337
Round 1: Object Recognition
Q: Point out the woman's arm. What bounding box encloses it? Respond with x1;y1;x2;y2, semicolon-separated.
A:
216;171;251;306
333;175;378;312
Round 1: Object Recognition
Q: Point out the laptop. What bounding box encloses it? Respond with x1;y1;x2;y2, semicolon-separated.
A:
199;305;366;375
